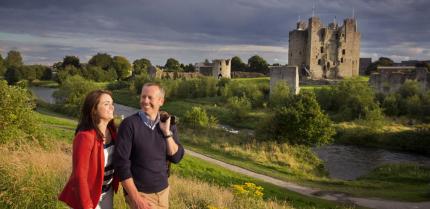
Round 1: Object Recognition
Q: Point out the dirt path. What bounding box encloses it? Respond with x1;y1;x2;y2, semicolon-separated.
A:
185;149;430;209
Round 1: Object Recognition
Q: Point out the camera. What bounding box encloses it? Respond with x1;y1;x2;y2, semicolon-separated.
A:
159;111;176;125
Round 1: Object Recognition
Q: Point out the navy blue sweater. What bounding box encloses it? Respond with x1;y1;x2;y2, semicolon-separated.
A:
113;113;184;193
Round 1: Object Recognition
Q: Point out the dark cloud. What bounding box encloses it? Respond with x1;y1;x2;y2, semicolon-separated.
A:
0;0;429;64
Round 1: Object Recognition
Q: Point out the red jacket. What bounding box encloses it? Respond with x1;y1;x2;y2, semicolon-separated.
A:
59;129;119;209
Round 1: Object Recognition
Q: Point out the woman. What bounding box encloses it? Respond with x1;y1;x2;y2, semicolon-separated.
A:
59;90;119;209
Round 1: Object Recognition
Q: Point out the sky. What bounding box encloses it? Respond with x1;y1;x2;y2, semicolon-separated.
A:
0;0;429;66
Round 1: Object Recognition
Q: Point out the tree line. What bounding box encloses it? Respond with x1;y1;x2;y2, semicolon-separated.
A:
0;50;275;85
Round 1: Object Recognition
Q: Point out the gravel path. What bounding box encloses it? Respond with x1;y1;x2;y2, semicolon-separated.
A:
185;149;430;209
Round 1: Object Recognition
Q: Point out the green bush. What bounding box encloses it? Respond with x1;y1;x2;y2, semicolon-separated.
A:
52;75;98;116
183;107;218;128
259;92;335;146
221;82;266;107
0;80;41;144
269;81;291;108
316;78;382;122
227;96;251;121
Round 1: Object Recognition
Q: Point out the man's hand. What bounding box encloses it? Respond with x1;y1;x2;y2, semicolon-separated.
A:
130;194;153;209
159;113;171;137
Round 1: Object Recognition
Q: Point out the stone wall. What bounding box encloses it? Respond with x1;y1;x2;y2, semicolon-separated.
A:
270;66;300;95
369;66;429;94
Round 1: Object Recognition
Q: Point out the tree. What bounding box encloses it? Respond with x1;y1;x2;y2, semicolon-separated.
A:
259;92;335;146
365;57;394;75
5;50;23;68
133;58;152;75
112;56;132;80
324;78;382;121
53;75;98;116
164;58;182;72
88;53;113;70
183;63;195;72
231;56;247;71
62;56;81;68
248;55;268;74
4;67;22;85
0;54;5;76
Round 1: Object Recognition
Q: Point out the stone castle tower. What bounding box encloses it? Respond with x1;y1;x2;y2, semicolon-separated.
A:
288;16;360;79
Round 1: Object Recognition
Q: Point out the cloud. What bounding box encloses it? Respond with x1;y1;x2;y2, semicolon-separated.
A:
0;0;429;65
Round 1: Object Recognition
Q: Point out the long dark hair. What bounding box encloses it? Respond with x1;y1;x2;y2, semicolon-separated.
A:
75;90;115;139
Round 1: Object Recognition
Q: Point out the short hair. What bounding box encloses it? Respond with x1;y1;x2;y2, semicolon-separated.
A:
142;82;165;98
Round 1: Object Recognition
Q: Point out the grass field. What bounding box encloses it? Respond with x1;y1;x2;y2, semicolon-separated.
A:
0;108;358;209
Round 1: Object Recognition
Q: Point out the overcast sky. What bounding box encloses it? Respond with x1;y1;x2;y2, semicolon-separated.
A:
0;0;429;65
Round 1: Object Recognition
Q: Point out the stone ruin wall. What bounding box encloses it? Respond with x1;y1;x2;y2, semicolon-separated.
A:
270;66;300;95
369;67;429;94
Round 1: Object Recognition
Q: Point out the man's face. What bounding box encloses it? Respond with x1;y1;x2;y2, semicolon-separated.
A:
140;85;164;115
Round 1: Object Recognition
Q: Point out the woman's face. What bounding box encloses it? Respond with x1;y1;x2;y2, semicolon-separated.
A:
96;93;114;123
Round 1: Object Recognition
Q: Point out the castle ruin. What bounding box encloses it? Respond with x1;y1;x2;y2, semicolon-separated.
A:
195;59;231;79
288;16;360;79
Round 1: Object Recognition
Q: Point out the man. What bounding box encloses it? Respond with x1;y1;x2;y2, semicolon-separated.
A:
114;83;184;209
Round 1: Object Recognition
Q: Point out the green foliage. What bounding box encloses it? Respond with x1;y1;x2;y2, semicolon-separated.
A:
227;96;251;120
0;80;40;144
113;56;132;80
5;50;23;68
231;56;247;72
165;58;182;72
62;55;80;68
88;53;113;70
317;78;383;121
52;75;98;116
174;77;218;98
221;81;266;107
269;80;291;108
0;54;5;76
183;107;218;128
260;92;335;146
130;73;152;95
4;67;22;85
248;55;269;74
380;80;430;121
182;63;195;72
133;58;152;76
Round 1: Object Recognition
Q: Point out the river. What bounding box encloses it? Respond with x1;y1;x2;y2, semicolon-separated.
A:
30;86;430;180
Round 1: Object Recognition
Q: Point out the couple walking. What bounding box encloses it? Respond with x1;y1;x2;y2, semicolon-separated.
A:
59;82;184;209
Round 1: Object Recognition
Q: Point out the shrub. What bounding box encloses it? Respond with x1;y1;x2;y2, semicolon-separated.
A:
52;75;98;116
269;80;291;108
317;78;382;121
259;92;335;146
227;96;251;120
183;107;218;128
0;80;42;144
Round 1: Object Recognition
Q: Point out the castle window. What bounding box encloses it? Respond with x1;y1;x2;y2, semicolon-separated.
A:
341;58;344;63
318;59;321;65
342;49;346;55
226;60;230;65
320;47;324;53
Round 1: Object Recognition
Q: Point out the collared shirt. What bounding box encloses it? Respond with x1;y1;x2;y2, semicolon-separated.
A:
138;111;160;130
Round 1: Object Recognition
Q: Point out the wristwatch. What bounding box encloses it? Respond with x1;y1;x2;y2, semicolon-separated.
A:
163;130;173;138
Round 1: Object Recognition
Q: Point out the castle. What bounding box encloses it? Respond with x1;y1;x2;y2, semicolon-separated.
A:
288;16;360;79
